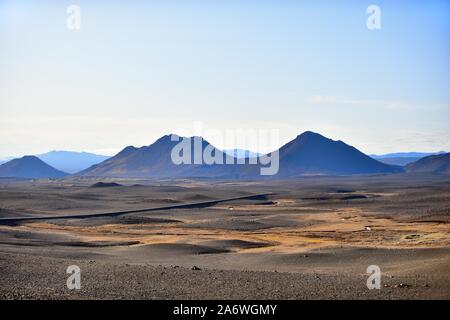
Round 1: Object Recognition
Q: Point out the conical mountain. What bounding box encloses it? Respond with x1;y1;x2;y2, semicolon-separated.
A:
275;131;402;176
78;135;235;178
0;156;68;178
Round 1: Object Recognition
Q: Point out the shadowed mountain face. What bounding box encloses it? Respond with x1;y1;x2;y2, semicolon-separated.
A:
275;131;402;177
78;135;240;178
78;131;402;178
36;151;109;173
405;153;450;173
0;156;68;179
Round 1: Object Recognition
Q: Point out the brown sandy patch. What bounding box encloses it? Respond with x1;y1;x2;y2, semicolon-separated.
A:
19;203;449;255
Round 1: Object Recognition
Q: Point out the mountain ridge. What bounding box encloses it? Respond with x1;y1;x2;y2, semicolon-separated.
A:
405;153;450;174
36;150;110;173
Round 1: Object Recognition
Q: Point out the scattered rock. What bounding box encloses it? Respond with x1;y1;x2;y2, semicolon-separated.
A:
336;189;355;193
191;266;201;271
90;182;123;188
395;283;410;288
341;195;368;200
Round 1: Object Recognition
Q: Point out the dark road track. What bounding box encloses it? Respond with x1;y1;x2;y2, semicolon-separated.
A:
0;193;273;225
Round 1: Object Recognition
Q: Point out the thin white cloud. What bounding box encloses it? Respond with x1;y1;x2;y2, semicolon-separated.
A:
309;95;446;111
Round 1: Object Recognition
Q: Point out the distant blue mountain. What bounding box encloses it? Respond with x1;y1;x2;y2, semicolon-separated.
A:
370;151;447;167
371;151;446;159
36;151;110;173
223;148;261;159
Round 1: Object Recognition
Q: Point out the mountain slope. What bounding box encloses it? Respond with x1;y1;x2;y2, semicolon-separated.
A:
405;153;450;173
37;151;109;173
0;156;68;178
0;157;14;165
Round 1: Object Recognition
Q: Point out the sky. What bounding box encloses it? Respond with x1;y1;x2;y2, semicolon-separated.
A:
1;0;449;158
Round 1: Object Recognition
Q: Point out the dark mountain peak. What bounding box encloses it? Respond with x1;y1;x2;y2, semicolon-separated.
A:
277;131;402;176
293;131;338;145
123;145;138;152
149;134;212;149
154;134;176;143
282;131;333;152
148;134;189;148
15;155;54;167
297;131;326;139
157;134;204;141
0;155;67;179
20;155;40;162
118;145;138;155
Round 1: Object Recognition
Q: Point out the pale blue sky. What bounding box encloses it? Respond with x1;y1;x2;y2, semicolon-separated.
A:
1;0;449;157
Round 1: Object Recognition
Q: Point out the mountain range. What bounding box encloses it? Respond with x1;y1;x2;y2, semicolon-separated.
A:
78;131;402;178
371;151;447;167
2;131;448;179
0;151;109;172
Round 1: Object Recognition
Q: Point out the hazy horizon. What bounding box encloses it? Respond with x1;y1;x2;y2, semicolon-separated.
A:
1;0;449;158
0;131;448;161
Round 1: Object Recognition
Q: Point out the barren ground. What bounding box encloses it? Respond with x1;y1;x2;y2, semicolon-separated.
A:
0;173;449;299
